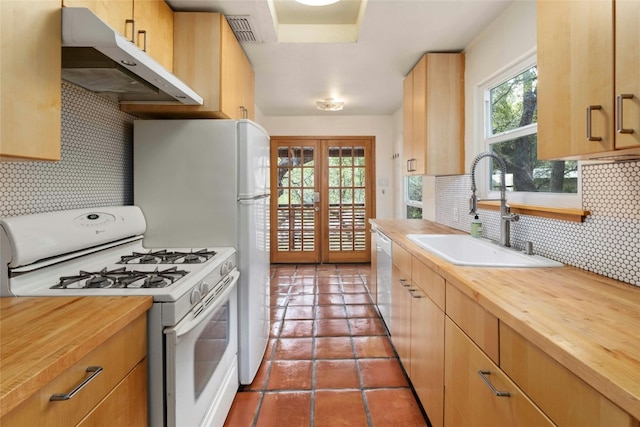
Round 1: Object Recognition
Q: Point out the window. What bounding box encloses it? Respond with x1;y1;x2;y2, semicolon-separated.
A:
481;52;579;206
405;175;422;219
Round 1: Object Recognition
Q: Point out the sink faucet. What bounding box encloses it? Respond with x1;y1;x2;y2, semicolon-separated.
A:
469;152;520;247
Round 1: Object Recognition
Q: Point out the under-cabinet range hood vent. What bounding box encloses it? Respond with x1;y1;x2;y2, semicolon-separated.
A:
61;7;203;105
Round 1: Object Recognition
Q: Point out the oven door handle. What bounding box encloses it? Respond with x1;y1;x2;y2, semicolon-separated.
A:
164;270;239;343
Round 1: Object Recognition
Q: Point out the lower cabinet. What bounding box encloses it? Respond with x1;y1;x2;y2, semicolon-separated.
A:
1;314;148;427
444;318;555;427
501;324;639;427
391;245;445;427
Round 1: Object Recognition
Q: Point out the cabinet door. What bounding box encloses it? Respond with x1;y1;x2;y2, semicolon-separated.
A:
1;0;61;160
63;0;134;39
424;53;464;176
501;324;638;427
411;55;427;175
444;318;554;427
77;359;148;427
391;263;412;369
537;0;614;159
133;0;173;72
615;0;640;149
410;285;444;427
402;70;414;174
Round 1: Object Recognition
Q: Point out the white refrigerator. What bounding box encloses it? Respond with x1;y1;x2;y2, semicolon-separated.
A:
133;119;270;385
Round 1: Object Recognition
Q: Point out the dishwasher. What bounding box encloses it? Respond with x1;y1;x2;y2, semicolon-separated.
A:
376;230;392;331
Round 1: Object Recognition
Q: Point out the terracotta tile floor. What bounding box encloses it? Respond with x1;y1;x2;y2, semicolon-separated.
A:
224;264;429;427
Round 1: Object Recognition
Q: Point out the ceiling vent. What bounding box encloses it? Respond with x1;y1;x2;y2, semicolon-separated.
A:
227;16;261;44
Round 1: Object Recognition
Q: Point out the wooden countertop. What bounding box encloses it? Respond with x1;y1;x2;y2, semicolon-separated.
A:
371;219;640;420
0;296;152;418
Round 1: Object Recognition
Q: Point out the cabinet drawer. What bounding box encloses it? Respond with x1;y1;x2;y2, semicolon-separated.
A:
445;283;499;364
77;359;148;427
444;318;554;427
392;244;411;276
2;314;147;427
412;258;445;311
500;324;638;427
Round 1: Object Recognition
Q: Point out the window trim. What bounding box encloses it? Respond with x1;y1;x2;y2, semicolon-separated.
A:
475;49;582;209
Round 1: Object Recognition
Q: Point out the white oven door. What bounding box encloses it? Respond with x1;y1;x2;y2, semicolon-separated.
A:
165;270;239;427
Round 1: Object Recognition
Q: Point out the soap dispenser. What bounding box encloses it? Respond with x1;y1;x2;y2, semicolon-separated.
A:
471;215;483;238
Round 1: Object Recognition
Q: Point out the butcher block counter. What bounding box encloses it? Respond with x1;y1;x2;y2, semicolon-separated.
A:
371;218;640;424
0;296;152;425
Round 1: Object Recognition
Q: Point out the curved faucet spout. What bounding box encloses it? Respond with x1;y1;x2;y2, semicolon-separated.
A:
469;152;515;247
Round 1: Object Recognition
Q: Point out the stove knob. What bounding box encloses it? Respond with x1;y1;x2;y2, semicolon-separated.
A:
200;281;210;295
190;288;202;305
220;263;228;276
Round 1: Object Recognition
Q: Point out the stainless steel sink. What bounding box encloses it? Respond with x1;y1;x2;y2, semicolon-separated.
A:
406;234;563;268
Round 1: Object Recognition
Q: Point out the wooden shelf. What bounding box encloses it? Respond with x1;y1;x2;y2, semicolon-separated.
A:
477;201;590;223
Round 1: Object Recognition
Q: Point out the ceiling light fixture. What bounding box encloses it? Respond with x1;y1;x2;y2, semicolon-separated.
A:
316;98;344;111
295;0;341;6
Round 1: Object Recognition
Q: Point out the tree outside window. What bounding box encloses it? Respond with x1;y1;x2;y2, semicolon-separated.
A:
487;65;577;194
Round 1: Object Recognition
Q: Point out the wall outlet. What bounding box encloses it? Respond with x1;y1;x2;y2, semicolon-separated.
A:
453;207;459;222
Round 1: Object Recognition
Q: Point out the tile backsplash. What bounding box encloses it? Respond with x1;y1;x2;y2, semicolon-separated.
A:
0;81;134;218
435;161;640;287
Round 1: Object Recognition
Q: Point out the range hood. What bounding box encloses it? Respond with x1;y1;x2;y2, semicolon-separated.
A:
61;7;203;105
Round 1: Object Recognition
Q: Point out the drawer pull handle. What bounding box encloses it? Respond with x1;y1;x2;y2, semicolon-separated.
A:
477;370;510;397
50;366;103;401
408;288;422;298
399;279;410;288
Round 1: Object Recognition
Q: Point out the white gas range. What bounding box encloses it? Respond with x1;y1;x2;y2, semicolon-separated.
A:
0;206;239;427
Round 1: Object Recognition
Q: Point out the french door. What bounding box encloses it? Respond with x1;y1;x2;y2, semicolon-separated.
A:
270;136;376;264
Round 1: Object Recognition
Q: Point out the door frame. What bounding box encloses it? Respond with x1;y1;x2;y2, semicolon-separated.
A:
270;136;376;264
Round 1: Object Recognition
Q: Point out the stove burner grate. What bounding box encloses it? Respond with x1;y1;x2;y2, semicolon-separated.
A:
52;267;189;289
117;249;217;265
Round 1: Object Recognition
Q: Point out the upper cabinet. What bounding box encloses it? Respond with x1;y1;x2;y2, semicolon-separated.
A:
62;0;174;71
121;12;255;120
537;0;640;160
403;53;465;176
0;0;61;161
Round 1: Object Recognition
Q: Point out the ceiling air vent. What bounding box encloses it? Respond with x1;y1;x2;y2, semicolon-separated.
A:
227;15;261;44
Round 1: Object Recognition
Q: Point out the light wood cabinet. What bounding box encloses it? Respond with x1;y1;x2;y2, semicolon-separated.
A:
537;0;640;160
390;245;446;427
409;259;445;427
444;318;555;427
63;0;174;71
402;53;464;176
501;323;639;427
391;246;412;366
1;314;147;426
445;281;499;364
121;12;255;120
0;0;61;161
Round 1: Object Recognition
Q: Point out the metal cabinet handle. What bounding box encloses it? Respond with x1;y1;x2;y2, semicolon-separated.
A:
408;288;422;298
616;94;634;134
477;370;510;397
399;278;410;288
125;19;136;43
50;366;103;401
138;30;147;52
406;158;417;172
586;105;603;141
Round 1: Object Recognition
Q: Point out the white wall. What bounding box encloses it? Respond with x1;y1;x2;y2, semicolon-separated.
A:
463;0;537;169
260;115;395;219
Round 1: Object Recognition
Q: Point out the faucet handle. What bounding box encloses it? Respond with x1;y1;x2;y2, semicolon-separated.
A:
522;241;533;255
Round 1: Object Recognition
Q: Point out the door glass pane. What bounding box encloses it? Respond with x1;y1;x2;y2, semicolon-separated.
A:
194;301;229;399
327;144;367;253
276;145;316;253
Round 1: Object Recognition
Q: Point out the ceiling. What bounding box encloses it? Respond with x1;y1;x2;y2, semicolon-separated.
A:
167;0;514;116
